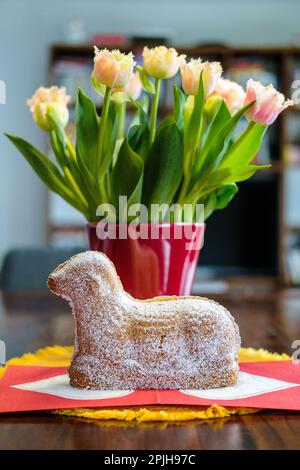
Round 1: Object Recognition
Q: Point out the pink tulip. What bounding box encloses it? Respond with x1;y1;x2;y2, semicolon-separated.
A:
214;78;245;114
123;71;142;100
244;79;293;125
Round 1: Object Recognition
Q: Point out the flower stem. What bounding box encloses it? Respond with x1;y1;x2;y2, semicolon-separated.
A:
97;86;112;175
149;78;161;144
63;166;88;209
116;102;126;140
65;134;76;160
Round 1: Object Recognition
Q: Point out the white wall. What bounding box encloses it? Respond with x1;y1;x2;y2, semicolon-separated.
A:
0;0;299;259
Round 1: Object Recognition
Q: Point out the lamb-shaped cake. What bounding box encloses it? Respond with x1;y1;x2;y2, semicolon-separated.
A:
48;251;241;390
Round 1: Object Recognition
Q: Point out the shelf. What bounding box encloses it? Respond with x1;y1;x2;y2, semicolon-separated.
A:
287;107;300;114
268;161;282;173
51;43;300;58
270;161;300;171
282;161;300;169
284;225;300;233
48;224;85;232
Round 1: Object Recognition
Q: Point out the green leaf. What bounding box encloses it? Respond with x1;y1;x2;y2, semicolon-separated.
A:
191;99;231;181
187;73;204;144
137;65;155;94
74;88;104;211
91;75;106;97
129;98;149;127
45;108;98;217
127;100;151;162
49;130;67;169
129;95;149;129
143;123;183;208
206;164;270;189
215;183;239;209
111;91;131;104
46;106;69;169
232;164;271;182
75;88;99;175
173;85;186;129
220;122;267;168
187;164;269;204
76;155;101;206
197;101;255;175
6;134;65;190
48;110;77;175
203;95;224;122
203;192;217;220
202;183;238;220
183;72;204;176
196;168;231;194
5;134;89;218
140;94;149;113
100;102;118;176
201;99;231;153
128;123;150;162
183;95;194;130
156;113;175;134
49;130;88;206
111;137;144;220
49;119;98;218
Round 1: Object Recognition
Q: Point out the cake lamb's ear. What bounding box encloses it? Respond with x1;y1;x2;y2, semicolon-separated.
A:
48;251;124;299
47;260;69;296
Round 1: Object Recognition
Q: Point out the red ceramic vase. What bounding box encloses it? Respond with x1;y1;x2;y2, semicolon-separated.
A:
87;222;205;299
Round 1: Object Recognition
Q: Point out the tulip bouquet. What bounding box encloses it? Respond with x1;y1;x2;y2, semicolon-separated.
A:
6;46;293;222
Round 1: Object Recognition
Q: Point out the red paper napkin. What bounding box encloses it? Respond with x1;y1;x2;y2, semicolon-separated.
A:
0;361;300;414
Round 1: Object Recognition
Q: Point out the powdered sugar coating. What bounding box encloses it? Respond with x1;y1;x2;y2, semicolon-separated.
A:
48;251;241;390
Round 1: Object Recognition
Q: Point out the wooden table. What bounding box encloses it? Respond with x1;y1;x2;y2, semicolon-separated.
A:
1;282;300;450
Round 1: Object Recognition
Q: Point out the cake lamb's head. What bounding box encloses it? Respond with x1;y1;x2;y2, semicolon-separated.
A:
47;250;122;299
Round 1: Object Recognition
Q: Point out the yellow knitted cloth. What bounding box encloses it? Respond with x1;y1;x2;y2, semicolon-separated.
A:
0;346;290;423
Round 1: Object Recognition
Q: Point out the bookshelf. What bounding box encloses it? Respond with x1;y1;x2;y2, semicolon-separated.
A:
47;43;300;285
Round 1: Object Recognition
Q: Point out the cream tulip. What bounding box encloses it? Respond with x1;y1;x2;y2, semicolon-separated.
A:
27;86;71;131
180;59;222;97
142;46;185;79
93;47;135;89
244;79;293;125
